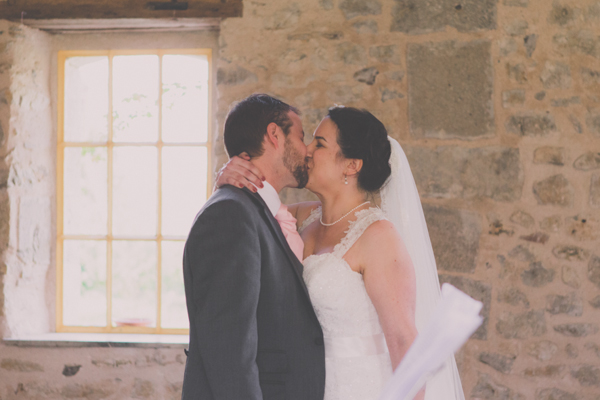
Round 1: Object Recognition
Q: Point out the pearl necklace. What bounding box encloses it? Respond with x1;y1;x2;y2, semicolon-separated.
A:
319;201;371;227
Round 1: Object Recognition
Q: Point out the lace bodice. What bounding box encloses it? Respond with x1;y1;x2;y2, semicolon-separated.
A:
300;207;393;400
300;207;388;337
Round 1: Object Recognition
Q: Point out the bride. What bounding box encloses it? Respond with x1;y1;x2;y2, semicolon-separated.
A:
217;106;465;400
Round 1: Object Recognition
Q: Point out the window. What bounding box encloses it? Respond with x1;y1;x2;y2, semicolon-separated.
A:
56;49;211;334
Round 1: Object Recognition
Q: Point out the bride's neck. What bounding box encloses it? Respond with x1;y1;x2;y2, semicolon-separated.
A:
318;189;370;224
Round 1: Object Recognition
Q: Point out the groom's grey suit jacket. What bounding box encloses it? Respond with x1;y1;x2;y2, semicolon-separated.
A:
182;185;326;400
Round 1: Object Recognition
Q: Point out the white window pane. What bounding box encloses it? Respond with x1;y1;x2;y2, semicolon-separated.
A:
161;241;188;329
112;55;159;143
63;240;107;327
113;147;158;236
64;147;108;235
162;147;207;236
64;57;109;143
162;55;209;143
112;241;157;327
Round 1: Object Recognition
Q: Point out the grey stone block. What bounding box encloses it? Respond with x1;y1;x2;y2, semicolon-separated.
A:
216;66;257;86
319;0;334;10
1;358;44;372
478;352;516;373
524;365;566;378
551;97;580;107
581;68;600;86
352;20;378;34
405;146;522;202
505;114;557;137
570;365;600;386
527;341;558;361
533;174;573;207
408;40;494;139
353;67;379;85
566;344;579;358
540;215;562;232
534;147;565;166
569;115;583;134
503;0;528;7
546;292;583;316
471;374;525;400
497;287;530;308
496;310;546;339
591;173;600;207
502;90;525;108
391;0;496;34
562;265;581;289
524;34;538;57
553;31;600;59
505;19;528;36
586;112;600;136
439;275;490;339
541;61;572;89
554;324;599;337
519;232;549;244
422;205;480;273
507;63;527;83
589;254;600;289
510;210;534;228
548;3;580;26
508;244;535;262
369;45;400;64
380;88;404;102
335;42;367;65
521;262;555;287
339;0;382;19
553;245;590;261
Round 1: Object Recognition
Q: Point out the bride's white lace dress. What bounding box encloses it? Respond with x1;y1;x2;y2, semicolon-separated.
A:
300;206;393;400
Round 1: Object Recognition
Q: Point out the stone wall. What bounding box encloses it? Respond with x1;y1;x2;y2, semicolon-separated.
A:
0;343;185;400
0;21;54;339
1;0;599;397
217;0;600;398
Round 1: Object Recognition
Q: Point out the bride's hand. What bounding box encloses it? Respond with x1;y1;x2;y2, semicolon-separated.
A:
214;153;265;193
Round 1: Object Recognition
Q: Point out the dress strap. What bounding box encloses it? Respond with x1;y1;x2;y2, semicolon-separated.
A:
298;206;322;234
333;207;387;258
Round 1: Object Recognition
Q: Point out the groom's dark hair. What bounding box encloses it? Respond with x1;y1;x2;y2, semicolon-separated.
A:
224;94;300;158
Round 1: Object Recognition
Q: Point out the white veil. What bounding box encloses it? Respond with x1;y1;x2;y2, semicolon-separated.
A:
380;137;466;400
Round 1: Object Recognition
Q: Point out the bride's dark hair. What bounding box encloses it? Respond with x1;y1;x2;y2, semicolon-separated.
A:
327;106;391;193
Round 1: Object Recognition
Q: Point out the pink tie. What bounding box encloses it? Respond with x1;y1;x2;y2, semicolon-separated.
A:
275;204;305;261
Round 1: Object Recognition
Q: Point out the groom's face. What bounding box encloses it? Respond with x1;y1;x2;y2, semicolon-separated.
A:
282;111;309;188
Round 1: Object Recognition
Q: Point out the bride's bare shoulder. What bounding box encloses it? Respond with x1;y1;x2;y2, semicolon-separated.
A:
361;219;405;253
288;201;321;226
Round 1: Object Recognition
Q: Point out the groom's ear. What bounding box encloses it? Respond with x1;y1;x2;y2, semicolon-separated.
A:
265;122;282;150
346;158;363;177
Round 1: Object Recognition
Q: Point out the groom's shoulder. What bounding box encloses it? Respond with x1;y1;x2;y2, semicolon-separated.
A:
199;185;259;216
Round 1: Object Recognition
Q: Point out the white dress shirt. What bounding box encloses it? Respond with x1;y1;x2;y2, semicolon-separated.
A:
254;180;281;217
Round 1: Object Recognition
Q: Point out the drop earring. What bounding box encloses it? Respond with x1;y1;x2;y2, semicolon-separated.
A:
344;175;348;185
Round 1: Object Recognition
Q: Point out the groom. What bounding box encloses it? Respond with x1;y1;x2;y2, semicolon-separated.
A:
182;94;326;400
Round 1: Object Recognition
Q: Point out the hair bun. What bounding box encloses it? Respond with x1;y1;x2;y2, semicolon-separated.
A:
328;107;391;193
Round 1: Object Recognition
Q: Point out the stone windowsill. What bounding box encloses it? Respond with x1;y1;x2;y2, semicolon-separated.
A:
2;333;189;348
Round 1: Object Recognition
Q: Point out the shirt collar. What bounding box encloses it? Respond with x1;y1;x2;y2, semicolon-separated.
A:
254;180;281;217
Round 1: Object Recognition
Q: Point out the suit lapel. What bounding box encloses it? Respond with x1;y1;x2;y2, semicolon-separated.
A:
242;189;312;301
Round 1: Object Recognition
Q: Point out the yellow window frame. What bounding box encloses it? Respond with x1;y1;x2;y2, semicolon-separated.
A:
56;49;212;334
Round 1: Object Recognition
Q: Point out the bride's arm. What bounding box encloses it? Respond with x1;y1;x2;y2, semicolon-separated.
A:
215;156;321;228
359;220;425;400
214;155;265;193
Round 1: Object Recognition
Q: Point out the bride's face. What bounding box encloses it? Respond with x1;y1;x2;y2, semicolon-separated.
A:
305;117;347;193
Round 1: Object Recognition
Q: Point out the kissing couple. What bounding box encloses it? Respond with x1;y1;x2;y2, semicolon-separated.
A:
181;94;465;400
